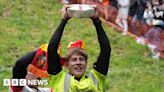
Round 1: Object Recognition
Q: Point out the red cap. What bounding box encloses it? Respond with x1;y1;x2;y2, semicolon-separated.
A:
67;40;86;50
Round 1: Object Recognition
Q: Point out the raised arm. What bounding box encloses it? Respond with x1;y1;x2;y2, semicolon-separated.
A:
47;19;68;75
48;5;70;75
92;18;111;75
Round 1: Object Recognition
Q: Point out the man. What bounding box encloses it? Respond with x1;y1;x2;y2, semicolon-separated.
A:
115;0;130;35
99;0;110;20
11;5;111;92
11;44;54;92
47;5;111;92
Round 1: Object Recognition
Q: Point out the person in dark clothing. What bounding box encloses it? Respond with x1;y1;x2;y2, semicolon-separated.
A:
129;0;139;17
11;43;56;91
131;0;149;35
110;0;118;8
137;0;148;20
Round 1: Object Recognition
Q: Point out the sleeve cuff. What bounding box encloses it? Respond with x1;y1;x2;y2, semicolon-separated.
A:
92;17;101;24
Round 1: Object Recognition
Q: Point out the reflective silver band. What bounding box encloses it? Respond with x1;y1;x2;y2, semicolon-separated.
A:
88;71;98;88
64;74;71;92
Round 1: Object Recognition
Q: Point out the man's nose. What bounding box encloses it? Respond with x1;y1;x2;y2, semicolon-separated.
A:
76;59;82;64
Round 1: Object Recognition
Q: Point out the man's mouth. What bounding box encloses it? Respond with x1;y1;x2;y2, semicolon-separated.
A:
74;67;83;72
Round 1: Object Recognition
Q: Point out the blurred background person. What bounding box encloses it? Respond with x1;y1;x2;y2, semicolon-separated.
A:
101;0;110;20
152;0;164;28
143;1;154;25
115;0;130;35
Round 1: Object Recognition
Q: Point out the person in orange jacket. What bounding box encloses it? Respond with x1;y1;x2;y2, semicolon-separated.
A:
102;0;110;20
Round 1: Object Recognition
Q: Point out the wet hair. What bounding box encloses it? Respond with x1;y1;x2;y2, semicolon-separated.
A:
65;48;88;62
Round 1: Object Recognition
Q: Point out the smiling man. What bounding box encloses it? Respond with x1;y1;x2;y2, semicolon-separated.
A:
66;42;88;79
47;5;111;92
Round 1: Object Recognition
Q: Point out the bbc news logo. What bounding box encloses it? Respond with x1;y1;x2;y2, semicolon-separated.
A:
3;79;48;86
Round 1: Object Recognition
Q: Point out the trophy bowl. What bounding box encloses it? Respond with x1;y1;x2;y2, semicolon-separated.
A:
67;4;96;18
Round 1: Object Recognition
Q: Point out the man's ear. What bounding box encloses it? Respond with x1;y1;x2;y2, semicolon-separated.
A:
64;61;68;67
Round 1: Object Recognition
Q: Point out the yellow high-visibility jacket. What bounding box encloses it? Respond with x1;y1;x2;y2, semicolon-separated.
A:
48;69;106;92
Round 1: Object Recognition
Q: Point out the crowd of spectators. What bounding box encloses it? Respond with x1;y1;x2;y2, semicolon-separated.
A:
110;0;164;28
110;0;164;59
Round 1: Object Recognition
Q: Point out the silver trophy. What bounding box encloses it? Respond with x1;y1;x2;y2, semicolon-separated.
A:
67;4;96;18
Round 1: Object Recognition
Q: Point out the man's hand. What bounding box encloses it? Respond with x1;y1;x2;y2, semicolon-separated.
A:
90;5;99;19
61;5;70;20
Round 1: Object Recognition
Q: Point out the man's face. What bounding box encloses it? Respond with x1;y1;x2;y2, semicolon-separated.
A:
67;54;87;78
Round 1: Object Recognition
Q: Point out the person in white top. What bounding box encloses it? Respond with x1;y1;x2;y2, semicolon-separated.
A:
115;0;130;35
143;1;154;25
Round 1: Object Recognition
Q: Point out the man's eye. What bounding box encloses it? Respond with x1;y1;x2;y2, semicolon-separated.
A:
71;58;76;61
79;57;85;61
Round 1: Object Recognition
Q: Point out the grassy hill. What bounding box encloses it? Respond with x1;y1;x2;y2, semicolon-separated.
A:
0;0;163;92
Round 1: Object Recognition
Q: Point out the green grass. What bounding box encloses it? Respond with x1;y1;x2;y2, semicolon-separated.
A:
0;0;164;92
